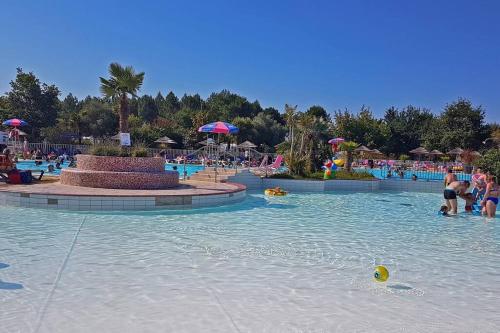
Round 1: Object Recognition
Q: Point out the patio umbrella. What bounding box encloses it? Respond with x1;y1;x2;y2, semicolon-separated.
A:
471;151;482;157
409;147;429;161
447;148;464;155
197;122;239;182
328;137;345;145
154;136;177;145
354;145;372;153
409;147;429;155
427;149;443;156
237;140;257;149
370;149;384;158
198;121;239;134
2;118;28;127
197;138;216;146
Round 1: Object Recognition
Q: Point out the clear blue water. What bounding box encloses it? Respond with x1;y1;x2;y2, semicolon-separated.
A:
357;168;472;181
165;163;205;176
15;161;205;177
0;192;498;332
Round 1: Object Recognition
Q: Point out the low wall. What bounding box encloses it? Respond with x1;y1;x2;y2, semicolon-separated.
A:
228;170;443;193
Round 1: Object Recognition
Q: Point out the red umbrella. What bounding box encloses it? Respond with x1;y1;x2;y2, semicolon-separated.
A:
2;118;28;127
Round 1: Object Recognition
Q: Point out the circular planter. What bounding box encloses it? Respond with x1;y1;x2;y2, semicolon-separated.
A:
75;154;165;172
60;155;179;189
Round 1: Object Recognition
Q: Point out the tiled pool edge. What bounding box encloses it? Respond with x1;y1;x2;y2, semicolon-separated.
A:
0;184;246;211
229;170;444;193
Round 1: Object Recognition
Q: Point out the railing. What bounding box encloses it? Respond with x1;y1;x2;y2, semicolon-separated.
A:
8;142;273;163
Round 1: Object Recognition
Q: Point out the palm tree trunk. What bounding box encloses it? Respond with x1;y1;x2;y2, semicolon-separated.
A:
119;93;129;133
346;152;352;172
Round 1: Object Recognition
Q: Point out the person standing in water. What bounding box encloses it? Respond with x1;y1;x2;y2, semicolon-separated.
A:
443;180;470;215
444;168;457;187
481;175;499;218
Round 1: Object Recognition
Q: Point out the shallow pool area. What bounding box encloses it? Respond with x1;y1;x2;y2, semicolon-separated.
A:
1;191;499;332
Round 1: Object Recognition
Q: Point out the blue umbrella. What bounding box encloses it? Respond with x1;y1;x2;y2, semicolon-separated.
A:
198;121;239;134
2;118;28;127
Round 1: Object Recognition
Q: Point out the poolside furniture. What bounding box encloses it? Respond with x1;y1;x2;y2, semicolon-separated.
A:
253;155;284;176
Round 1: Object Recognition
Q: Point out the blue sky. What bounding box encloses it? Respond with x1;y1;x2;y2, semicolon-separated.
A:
1;0;499;122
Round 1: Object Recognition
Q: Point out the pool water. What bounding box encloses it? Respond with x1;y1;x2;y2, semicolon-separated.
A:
357;168;472;181
165;163;205;176
0;192;499;332
15;161;205;177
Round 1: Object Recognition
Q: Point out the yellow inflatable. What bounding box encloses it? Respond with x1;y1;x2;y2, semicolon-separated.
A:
374;265;389;282
334;159;344;167
265;187;288;196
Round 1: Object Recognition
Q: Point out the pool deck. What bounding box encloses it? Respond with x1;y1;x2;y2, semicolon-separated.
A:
0;180;246;211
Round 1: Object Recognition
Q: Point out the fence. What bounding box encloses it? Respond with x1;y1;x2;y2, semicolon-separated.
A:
9;142;273;162
354;159;472;181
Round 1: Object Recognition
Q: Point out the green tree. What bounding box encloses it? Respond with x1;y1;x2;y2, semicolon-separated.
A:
164;91;180;115
339;141;358;172
6;68;60;138
180;93;204;110
306;105;329;121
138;95;159;122
99;63;144;134
79;99;118;139
334;107;388;149
383;106;434;154
476;149;500;178
422;99;488;152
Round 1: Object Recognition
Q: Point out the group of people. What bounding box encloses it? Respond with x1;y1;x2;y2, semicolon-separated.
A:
441;168;498;218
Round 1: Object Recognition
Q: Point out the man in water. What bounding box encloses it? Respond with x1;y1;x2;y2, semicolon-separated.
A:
444;168;457;187
443;180;470;215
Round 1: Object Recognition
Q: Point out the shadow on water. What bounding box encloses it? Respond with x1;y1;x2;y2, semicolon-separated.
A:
0;263;9;269
388;284;412;290
399;203;412;207
0;280;23;290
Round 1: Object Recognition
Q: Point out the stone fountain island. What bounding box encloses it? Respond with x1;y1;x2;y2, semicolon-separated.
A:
60;154;179;189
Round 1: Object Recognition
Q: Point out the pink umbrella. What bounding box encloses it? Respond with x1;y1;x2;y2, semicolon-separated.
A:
328;137;345;145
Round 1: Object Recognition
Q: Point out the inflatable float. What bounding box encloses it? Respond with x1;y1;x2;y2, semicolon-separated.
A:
265;187;288;196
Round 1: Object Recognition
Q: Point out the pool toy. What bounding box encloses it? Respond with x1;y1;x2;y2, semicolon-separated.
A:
265;187;288;196
333;159;344;167
322;159;338;180
374;265;389;282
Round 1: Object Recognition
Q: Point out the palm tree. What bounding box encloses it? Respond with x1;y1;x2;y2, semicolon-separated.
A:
340;141;358;172
100;63;144;134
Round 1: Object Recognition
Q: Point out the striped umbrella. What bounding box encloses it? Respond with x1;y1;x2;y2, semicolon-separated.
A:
2;118;28;127
198;121;239;134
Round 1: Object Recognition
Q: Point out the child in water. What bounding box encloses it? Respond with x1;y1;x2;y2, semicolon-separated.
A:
459;192;475;213
439;205;449;216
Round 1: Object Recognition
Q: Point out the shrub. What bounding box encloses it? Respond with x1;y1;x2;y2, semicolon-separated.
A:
131;141;149;157
399;154;410;161
268;173;295;179
89;143;123;156
335;170;375;180
476;149;500;178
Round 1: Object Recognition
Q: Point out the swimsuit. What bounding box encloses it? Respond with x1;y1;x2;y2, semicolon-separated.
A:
444;188;457;200
486;197;499;205
465;205;473;212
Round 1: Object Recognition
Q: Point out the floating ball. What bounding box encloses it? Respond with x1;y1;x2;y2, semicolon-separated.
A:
374;265;389;282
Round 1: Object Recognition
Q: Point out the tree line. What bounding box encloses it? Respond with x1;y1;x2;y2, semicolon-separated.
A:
0;68;498;157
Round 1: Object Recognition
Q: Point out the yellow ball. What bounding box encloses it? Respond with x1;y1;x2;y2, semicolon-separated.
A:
374;265;389;282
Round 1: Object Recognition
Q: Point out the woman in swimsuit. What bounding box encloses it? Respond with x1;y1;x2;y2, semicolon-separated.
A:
444;180;470;215
481;175;499;218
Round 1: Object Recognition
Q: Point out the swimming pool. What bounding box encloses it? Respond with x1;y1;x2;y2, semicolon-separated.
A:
15;161;205;177
1;191;498;332
357;167;472;181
